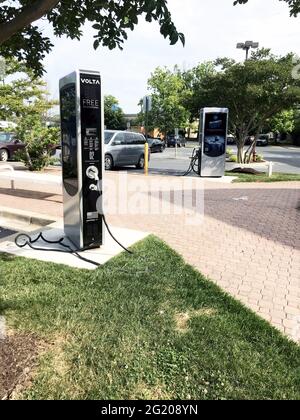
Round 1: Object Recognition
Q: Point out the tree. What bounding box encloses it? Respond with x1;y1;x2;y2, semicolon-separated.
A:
267;110;295;141
0;58;52;121
104;95;126;130
234;0;300;16
145;67;190;136
15;116;60;171
291;109;300;145
0;58;59;170
193;50;300;163
181;62;215;121
0;0;184;76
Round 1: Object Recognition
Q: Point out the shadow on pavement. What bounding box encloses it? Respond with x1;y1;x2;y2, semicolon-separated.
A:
205;187;299;249
0;187;61;203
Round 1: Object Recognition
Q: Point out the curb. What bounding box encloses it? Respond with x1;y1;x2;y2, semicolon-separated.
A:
0;206;56;227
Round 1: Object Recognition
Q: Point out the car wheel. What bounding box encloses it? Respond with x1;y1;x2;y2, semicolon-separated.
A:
105;154;114;171
0;149;9;162
160;146;164;153
136;155;145;170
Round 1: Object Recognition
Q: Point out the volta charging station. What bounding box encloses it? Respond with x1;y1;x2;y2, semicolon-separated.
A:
197;108;229;178
10;77;228;267
60;70;104;250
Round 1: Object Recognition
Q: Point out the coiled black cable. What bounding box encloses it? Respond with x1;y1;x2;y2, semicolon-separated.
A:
15;215;133;268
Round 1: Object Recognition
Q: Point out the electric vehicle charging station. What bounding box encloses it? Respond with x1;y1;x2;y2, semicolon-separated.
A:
59;70;104;250
198;108;229;177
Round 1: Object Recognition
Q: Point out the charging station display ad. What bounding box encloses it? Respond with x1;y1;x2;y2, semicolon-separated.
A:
199;108;229;178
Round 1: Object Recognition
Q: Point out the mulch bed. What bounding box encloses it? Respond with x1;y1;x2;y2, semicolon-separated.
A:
0;334;39;400
228;167;265;175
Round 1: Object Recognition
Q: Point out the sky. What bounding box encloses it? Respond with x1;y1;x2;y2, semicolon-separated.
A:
42;0;300;113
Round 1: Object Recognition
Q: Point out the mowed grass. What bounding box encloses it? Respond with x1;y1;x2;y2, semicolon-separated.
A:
0;236;299;400
227;172;300;183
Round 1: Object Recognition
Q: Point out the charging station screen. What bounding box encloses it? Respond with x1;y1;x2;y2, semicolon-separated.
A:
203;113;227;157
60;83;78;196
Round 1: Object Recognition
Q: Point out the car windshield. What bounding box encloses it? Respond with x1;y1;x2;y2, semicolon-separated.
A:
104;131;115;144
0;133;13;143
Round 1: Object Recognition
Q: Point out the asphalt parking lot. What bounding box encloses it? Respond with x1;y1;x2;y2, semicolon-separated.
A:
1;143;299;176
147;143;300;176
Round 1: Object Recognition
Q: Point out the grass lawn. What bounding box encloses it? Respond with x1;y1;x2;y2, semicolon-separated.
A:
0;236;299;400
227;172;300;183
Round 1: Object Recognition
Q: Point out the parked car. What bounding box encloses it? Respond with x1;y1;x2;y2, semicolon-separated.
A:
227;135;236;145
104;130;150;170
167;134;186;148
147;137;165;153
256;134;269;147
0;132;24;162
245;135;255;146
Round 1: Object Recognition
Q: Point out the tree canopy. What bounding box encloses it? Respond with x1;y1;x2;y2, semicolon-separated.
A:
234;0;300;17
0;58;55;121
104;95;126;130
0;58;59;170
0;0;184;76
192;49;300;162
142;67;190;135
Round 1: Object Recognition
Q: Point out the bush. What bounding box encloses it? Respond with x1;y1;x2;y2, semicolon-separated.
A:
255;154;264;162
229;154;238;162
15;119;60;171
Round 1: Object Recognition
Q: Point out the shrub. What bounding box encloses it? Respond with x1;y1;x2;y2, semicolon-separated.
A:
15;119;60;171
229;154;238;162
255;154;264;162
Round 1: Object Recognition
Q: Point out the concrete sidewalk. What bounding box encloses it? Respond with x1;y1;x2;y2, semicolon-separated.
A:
0;170;299;341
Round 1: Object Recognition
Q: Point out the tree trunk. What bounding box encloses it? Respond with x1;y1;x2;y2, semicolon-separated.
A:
237;143;244;163
187;127;191;140
24;145;33;171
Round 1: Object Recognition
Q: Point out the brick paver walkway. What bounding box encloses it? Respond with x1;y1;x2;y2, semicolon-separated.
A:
0;171;299;340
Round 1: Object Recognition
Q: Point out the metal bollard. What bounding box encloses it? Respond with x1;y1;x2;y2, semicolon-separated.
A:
144;142;149;175
268;161;273;178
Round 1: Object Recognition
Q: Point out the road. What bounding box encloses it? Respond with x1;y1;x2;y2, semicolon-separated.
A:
146;143;300;176
1;143;299;176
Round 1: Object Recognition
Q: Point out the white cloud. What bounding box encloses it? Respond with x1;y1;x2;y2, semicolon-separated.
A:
43;0;300;113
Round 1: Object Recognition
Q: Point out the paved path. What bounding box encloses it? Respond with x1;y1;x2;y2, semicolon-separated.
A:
0;170;299;341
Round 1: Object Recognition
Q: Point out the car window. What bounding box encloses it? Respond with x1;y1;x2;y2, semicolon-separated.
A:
114;133;125;145
124;133;134;145
104;131;115;144
137;134;146;145
0;133;12;143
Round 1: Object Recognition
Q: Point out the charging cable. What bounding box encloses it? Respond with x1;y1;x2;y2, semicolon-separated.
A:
180;147;200;177
14;215;133;268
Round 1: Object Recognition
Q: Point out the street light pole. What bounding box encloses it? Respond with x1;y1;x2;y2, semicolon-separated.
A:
237;41;259;61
